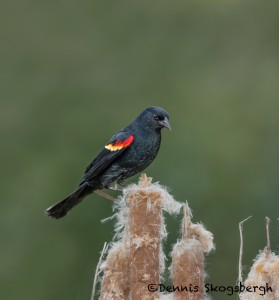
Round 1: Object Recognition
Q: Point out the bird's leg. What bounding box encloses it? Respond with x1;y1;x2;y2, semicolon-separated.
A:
116;180;129;206
117;180;126;188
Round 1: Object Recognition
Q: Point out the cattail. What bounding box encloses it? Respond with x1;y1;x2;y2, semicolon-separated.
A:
171;203;214;300
97;174;183;299
128;174;163;300
99;240;130;300
240;217;279;300
239;251;279;300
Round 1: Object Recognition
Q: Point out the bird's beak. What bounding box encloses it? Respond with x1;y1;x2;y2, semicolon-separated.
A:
159;118;171;130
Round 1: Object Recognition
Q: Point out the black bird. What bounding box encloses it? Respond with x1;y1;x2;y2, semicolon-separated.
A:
46;106;171;219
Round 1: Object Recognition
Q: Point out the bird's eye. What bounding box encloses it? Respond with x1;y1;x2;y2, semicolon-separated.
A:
153;115;164;121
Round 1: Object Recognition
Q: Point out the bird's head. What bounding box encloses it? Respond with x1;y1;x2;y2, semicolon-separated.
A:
138;106;171;131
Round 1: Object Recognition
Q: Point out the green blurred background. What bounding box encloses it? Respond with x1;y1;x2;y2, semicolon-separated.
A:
1;0;279;299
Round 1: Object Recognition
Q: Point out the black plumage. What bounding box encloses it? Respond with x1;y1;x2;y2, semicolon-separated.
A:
46;106;170;219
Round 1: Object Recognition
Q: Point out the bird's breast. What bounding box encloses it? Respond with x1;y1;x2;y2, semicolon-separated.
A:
124;133;161;169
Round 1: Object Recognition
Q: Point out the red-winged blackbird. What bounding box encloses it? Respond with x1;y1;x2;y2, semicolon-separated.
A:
46;106;170;219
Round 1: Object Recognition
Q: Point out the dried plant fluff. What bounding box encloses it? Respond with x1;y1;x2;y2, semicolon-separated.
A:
240;251;279;300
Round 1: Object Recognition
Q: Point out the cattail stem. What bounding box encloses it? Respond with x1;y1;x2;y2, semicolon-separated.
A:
238;216;252;284
264;217;271;258
91;242;107;300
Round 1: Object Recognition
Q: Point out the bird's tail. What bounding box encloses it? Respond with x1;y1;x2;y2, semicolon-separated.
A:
46;184;93;219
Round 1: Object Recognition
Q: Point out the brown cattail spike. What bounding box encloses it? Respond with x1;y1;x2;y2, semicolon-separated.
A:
239;217;279;300
100;241;130;300
240;251;279;300
171;203;214;300
128;176;162;300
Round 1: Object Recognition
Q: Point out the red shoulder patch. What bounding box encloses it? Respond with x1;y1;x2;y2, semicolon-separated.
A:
105;135;134;151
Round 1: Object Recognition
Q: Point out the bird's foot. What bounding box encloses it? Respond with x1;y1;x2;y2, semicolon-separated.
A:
108;183;123;192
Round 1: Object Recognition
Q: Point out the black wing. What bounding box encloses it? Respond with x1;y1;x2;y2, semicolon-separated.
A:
79;131;134;185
